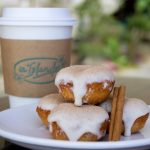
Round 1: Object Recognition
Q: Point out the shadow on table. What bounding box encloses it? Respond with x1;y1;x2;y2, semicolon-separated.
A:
2;143;29;150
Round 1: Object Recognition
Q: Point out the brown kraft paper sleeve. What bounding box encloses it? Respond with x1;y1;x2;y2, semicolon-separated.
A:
0;39;71;97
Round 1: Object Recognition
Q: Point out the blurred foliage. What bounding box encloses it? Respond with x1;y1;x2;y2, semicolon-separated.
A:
126;0;150;62
130;0;150;31
74;0;150;66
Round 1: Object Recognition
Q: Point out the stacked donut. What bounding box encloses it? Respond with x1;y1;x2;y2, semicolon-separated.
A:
36;65;149;141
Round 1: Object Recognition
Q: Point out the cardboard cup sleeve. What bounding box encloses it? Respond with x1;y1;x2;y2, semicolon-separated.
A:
1;38;71;97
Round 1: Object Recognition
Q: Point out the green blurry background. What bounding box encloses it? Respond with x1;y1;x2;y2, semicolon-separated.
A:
0;0;150;96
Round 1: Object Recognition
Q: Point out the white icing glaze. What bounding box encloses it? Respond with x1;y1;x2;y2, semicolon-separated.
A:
100;99;112;113
48;103;109;141
100;97;149;136
37;93;64;110
123;98;149;136
55;65;114;106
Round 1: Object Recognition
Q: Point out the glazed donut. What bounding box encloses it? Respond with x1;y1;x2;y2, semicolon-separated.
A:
55;65;115;106
122;98;149;136
48;103;109;141
36;93;64;126
123;113;149;134
100;98;149;136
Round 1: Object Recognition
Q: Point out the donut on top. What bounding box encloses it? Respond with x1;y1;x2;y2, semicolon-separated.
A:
55;65;115;106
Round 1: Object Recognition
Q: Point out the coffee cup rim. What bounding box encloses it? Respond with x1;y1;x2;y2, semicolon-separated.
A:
0;7;75;26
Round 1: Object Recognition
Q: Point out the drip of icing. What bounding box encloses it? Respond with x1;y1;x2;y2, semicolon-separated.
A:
48;103;109;141
55;65;114;106
38;94;64;110
123;98;150;136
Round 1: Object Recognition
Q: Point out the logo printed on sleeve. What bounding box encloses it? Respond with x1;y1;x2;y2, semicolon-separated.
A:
14;57;64;84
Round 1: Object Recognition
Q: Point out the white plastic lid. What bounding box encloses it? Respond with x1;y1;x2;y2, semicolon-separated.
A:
0;8;75;26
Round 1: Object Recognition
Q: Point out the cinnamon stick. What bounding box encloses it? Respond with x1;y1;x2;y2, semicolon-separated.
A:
109;87;119;141
112;85;125;141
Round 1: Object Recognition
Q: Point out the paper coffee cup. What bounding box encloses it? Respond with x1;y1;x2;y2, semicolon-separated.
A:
0;8;75;108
